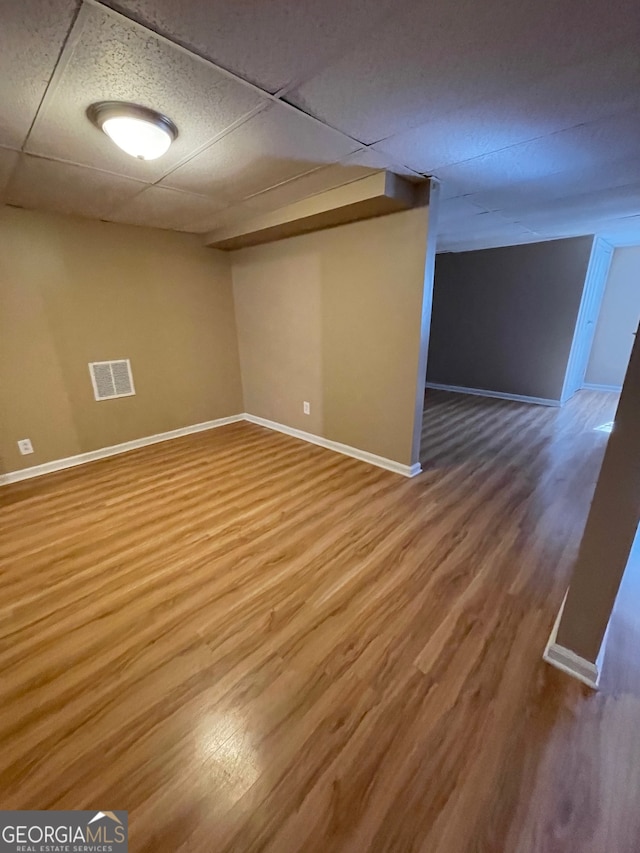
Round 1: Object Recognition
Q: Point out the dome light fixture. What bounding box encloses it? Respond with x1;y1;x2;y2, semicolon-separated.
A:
87;101;178;161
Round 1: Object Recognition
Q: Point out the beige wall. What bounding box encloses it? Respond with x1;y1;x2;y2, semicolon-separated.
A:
0;245;80;474
585;246;640;389
0;206;243;473
232;206;433;466
233;250;324;435
1;199;435;475
557;323;640;661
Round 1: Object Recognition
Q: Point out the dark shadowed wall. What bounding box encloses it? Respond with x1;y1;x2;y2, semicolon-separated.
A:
427;237;594;402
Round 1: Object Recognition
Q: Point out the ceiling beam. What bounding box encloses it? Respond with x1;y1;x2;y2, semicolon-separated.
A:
204;171;424;250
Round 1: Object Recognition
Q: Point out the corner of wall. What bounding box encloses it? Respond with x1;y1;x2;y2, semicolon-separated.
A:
410;179;441;467
0;208;246;473
228;198;436;470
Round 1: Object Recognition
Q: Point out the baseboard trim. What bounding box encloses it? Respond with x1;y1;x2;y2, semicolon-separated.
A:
425;382;562;407
542;591;601;689
244;413;421;478
581;382;622;393
0;415;244;485
1;412;421;485
543;643;600;689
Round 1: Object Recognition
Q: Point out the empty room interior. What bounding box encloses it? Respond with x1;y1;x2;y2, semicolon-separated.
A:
1;0;640;850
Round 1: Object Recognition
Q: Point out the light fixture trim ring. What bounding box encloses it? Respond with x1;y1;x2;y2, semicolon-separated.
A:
86;101;179;143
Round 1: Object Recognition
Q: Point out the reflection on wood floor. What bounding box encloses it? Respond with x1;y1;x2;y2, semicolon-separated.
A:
1;389;638;852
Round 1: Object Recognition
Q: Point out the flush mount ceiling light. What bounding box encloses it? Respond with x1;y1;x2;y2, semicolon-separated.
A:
87;101;178;161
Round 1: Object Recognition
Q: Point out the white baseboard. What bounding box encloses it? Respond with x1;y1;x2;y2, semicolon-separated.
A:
542;590;604;689
581;382;622;393
1;412;421;485
244;413;421;478
0;415;244;485
425;382;562;407
543;643;600;689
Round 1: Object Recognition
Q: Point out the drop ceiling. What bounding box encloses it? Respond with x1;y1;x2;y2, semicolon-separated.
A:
1;0;639;251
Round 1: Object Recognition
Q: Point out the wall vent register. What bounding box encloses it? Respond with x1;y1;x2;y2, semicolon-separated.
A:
89;359;135;401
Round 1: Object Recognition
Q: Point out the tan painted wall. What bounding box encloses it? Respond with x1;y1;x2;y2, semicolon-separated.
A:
233;250;324;435
232;206;432;466
556;322;640;661
0;206;243;473
0;245;80;474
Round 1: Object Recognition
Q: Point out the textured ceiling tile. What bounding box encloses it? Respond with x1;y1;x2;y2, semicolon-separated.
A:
183;202;254;234
4;0;640;249
161;102;360;201
437;182;640;251
0;0;78;148
106;185;228;231
439;181;469;201
101;0;397;93
437;218;541;252
339;147;423;179
516;184;640;229
523;215;624;240
438;232;544;253
472;160;640;217
0;148;20;199
466;156;640;213
437;196;490;226
432;111;640;196
289;0;640;144
6;154;147;219
596;216;640;245
374;47;640;174
26;3;266;182
436;189;640;251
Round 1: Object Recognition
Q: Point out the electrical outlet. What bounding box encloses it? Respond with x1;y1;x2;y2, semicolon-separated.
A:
18;439;33;455
303;401;310;415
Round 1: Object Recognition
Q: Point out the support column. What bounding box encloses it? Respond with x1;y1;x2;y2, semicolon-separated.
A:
545;324;640;686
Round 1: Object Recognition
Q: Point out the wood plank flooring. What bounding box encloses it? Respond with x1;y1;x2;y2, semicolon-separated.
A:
1;389;638;852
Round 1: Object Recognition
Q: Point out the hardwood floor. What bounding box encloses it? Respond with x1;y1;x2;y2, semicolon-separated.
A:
1;389;638;852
